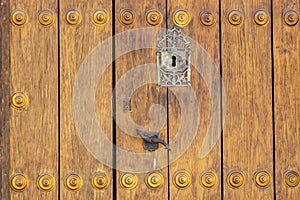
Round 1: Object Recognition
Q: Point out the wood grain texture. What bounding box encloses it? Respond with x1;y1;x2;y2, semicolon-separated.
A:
273;1;300;199
59;0;113;199
167;1;221;200
0;0;10;199
115;1;168;199
221;0;274;199
9;0;58;199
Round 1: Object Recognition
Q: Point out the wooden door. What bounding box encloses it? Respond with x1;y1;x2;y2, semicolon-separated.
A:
1;0;299;199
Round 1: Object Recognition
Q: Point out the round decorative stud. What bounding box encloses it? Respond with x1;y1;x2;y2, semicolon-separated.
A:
119;8;135;25
200;171;218;189
120;173;138;189
91;9;109;27
254;171;271;188
92;172;110;190
10;9;28;26
173;9;191;27
145;172;164;189
10;174;28;192
228;10;244;26
284;171;300;188
65;9;82;26
253;9;270;25
173;170;191;189
37;173;55;192
64;174;82;191
283;10;299;26
38;9;55;27
199;10;217;26
145;9;163;26
10;91;28;110
227;171;245;189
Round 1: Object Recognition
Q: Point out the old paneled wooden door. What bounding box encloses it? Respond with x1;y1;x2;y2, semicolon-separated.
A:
1;0;299;199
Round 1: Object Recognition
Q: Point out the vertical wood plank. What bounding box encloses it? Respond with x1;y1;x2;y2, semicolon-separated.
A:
9;0;58;199
221;0;274;199
167;1;221;199
59;0;113;199
115;1;168;199
273;1;300;199
0;0;10;199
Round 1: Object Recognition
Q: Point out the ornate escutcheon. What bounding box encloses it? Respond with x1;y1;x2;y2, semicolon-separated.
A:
10;9;28;26
38;9;55;27
10;91;28;110
254;170;271;188
284;171;300;188
145;9;163;26
173;170;191;189
173;9;191;27
283;10;299;26
64;173;82;191
145;172;164;189
37;173;55;192
10;173;28;192
92;171;110;190
119;8;135;25
199;10;217;26
200;171;218;189
227;171;245;189
228;10;244;26
120;173;138;189
253;9;270;26
65;9;82;26
156;27;191;86
91;9;109;27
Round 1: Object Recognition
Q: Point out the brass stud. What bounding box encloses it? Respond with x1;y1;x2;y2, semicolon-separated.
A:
200;171;218;189
173;9;191;27
145;9;163;26
92;172;110;190
65;9;82;26
91;9;109;27
284;171;300;188
119;8;135;25
227;171;244;189
64;174;82;191
199;10;217;26
228;10;244;26
173;170;191;189
10;91;28;110
37;173;55;192
145;172;164;189
38;9;55;27
254;171;271;188
284;10;299;26
10;174;28;192
120;173;138;189
10;9;28;26
254;9;270;25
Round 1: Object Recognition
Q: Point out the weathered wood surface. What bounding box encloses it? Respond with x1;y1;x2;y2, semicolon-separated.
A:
167;0;221;199
59;0;113;199
9;0;59;199
273;1;300;199
0;0;10;199
222;0;274;199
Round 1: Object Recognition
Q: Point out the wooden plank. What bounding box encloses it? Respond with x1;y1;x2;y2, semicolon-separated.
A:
115;1;168;199
0;0;10;199
273;1;300;199
221;0;274;199
9;0;58;199
59;0;113;199
167;1;221;199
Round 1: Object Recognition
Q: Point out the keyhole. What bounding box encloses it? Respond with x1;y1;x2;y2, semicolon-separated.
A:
172;56;176;67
